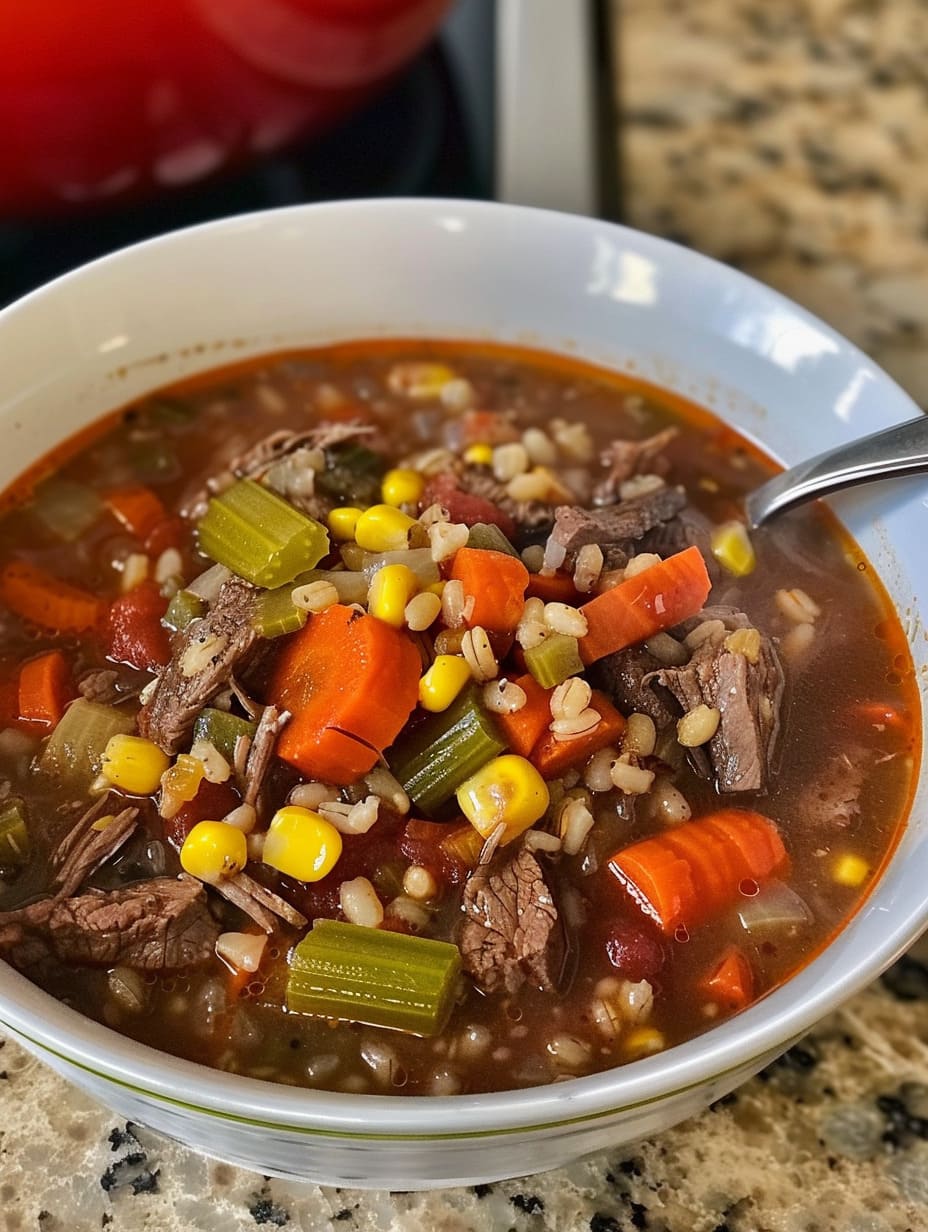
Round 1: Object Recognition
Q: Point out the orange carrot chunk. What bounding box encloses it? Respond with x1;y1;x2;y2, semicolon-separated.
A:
494;672;553;757
608;808;788;935
269;604;421;785
698;945;755;1012
104;486;169;543
530;690;626;778
18;650;74;728
0;560;107;634
579;545;711;665
448;547;529;634
525;571;581;605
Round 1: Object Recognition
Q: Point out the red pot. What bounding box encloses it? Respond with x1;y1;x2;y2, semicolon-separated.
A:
0;0;451;216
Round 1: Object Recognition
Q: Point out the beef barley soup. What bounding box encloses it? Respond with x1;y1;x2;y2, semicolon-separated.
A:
0;342;917;1096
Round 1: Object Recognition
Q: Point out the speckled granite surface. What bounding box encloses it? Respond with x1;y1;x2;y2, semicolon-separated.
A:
3;4;928;1227
619;0;928;406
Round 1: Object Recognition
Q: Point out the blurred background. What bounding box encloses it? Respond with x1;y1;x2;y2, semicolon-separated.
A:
2;0;924;403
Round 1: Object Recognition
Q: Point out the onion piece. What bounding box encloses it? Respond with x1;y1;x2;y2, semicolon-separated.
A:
361;548;440;587
737;879;813;935
187;563;232;602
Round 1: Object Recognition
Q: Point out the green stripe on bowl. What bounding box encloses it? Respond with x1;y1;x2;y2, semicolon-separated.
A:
0;1013;803;1142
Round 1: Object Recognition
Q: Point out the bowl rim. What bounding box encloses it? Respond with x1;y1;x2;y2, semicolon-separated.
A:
0;195;924;1139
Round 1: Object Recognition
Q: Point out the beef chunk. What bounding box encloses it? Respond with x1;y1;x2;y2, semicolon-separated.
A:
547;485;686;568
799;747;866;831
52;805;139;898
0;876;219;974
591;645;679;731
138;576;258;754
653;610;784;792
593;427;678;506
460;847;565;995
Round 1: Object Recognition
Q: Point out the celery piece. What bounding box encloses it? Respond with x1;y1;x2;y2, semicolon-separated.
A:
130;441;180;484
466;523;519;558
191;708;257;764
31;479;102;543
0;800;30;868
163;588;206;634
39;699;135;787
286;919;461;1036
524;633;584;688
316;444;386;506
197;478;330;588
254;585;308;639
388;688;506;814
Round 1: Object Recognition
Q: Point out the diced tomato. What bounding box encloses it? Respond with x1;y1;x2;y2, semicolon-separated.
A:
449;409;520;447
420;473;516;540
399;818;471;885
144;516;186;557
107;580;172;672
163;779;242;849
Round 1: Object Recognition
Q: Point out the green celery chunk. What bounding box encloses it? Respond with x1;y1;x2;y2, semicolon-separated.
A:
191;708;257;764
197;478;330;588
0;800;30;868
466;522;519;558
31;479;102;542
388;687;505;814
163;588;206;633
524;633;584;688
39;700;134;787
286;919;461;1036
254;584;308;638
316;443;386;506
130;441;180;483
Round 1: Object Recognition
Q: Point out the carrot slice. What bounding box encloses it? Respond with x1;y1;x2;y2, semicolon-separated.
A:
18;650;74;727
525;572;581;605
104;486;168;542
448;547;529;634
494;673;552;757
269;604;421;784
698;945;755;1012
530;690;626;778
579;545;711;665
0;560;107;634
608;808;788;935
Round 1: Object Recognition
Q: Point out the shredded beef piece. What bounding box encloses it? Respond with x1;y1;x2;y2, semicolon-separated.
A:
799;747;867;831
214;871;307;933
460;846;565;995
243;705;289;807
52;805;140;898
652;608;784;792
138;576;259;754
547;485;687;567
77;669;122;704
457;470;556;535
0;876;218;974
593;427;678;506
591;646;678;731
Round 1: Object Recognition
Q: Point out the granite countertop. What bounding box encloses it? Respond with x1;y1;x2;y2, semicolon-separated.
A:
4;2;928;1228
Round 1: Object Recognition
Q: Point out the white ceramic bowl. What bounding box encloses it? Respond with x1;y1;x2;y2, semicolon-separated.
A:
0;200;925;1189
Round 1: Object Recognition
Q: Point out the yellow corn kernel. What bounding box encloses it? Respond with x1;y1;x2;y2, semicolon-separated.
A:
382;468;425;508
100;734;170;795
623;1027;665;1059
368;563;419;628
354;504;416;553
463;443;494;467
180;820;247;885
426;581;446;597
833;853;871;887
262;806;342;882
387;361;457;400
327;506;364;542
710;521;756;577
456;754;550;844
418;654;472;713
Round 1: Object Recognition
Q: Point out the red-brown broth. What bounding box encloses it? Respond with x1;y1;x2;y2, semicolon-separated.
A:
0;341;918;1095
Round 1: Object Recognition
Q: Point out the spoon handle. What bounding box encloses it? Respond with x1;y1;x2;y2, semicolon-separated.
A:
744;413;928;529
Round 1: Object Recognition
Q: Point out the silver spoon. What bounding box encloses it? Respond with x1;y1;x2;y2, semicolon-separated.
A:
744;414;928;529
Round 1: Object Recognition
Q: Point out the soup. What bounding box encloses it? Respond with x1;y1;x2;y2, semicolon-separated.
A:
0;343;917;1096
